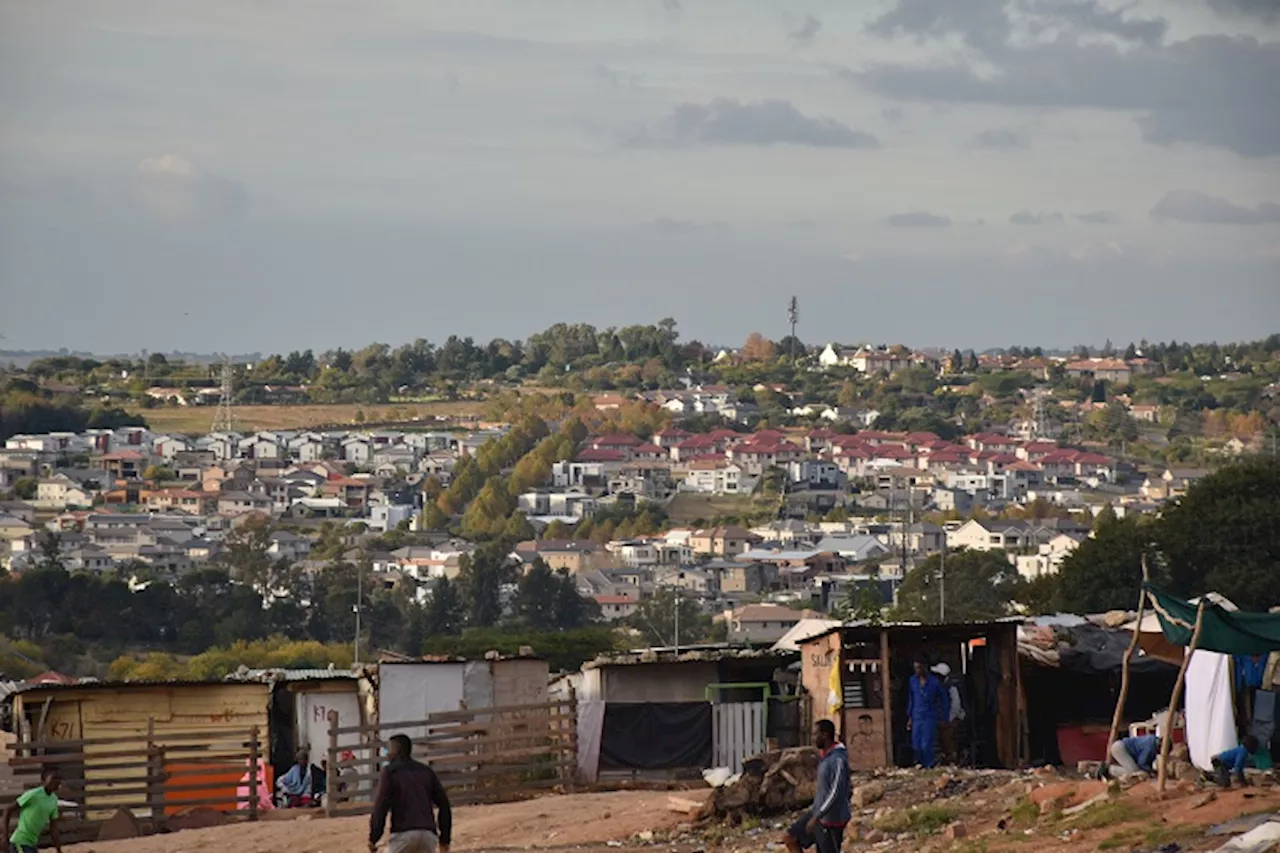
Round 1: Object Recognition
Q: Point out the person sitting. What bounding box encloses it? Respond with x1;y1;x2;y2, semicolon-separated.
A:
278;748;326;808
1211;735;1259;788
1106;733;1159;778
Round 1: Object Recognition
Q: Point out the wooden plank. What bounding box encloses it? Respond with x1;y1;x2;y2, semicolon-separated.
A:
328;701;573;736
332;757;576;791
8;729;258;751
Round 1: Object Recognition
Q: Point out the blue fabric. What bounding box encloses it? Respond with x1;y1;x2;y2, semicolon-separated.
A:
812;743;852;826
1121;734;1160;773
1215;745;1251;775
912;718;938;768
907;673;948;769
279;763;313;796
1237;655;1266;689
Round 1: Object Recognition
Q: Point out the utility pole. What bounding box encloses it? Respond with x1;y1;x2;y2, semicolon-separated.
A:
353;566;363;665
787;297;799;364
673;586;681;654
939;539;947;623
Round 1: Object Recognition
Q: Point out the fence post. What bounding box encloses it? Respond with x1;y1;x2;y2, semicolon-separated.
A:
146;716;165;833
248;726;261;821
325;710;339;818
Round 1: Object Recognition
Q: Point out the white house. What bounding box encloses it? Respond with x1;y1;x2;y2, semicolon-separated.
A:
683;460;743;494
1013;533;1082;580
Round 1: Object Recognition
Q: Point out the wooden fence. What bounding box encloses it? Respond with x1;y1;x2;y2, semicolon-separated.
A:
325;699;576;817
0;725;265;844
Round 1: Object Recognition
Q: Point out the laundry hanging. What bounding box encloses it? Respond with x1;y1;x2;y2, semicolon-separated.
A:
1185;649;1238;772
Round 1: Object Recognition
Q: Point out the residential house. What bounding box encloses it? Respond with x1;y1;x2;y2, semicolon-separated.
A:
517;489;598;521
689;525;761;558
608;466;675;501
813;534;891;564
95;449;147;481
1013;533;1082;580
595;595;640;621
341;436;373;465
682;459;744;494
63;544;114;574
727;438;803;476
267;531;312;562
35;473;97;510
144;488;211;514
726;603;817;644
788;459;845;491
217;490;273;517
514;539;611;573
1064;358;1133;384
710;559;778;595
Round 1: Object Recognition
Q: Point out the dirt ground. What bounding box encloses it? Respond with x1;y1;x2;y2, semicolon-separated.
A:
62;771;1280;853
64;789;710;853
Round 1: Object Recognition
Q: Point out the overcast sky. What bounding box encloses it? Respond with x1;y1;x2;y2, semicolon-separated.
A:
1;0;1278;354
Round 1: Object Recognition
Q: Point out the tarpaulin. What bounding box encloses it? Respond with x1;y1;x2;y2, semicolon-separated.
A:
1185;650;1237;772
1145;584;1280;656
599;702;712;770
576;699;605;783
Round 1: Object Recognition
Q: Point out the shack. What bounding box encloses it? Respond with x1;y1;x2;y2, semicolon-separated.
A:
230;668;367;781
7;679;270;816
799;620;1023;770
570;646;799;782
375;653;549;739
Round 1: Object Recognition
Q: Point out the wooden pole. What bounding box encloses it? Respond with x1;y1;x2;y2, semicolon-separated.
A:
248;725;261;821
879;629;893;768
325;710;339;818
1103;557;1150;772
1157;600;1206;793
145;716;164;833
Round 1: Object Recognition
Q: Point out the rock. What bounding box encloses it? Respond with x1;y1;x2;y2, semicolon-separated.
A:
637;830;655;842
853;782;885;808
1189;792;1217;809
943;822;968;840
165;807;229;832
1119;772;1149;790
873;807;895;823
935;774;953;791
97;808;142;841
1034;765;1057;778
864;829;885;844
1077;760;1102;776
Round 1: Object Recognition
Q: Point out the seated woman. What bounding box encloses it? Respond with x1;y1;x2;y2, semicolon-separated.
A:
277;748;326;808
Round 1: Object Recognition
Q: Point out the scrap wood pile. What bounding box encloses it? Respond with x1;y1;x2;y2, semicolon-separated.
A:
696;747;822;821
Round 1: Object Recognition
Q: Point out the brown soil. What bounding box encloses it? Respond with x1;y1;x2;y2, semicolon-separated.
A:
64;789;709;853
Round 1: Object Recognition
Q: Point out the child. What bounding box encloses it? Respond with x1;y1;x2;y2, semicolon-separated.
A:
3;767;63;853
1211;735;1260;788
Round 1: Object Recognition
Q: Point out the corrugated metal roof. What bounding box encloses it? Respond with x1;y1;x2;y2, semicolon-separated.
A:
229;668;359;682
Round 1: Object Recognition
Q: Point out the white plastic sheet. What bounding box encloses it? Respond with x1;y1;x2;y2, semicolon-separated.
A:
1185;649;1238;772
577;699;605;783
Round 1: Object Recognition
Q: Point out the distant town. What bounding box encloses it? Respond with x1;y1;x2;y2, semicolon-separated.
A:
1;323;1277;675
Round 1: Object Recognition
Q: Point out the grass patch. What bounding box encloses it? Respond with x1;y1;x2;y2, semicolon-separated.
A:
1009;798;1040;828
873;804;960;836
1144;824;1203;847
135;401;484;434
1097;828;1144;850
1069;801;1144;831
664;492;774;525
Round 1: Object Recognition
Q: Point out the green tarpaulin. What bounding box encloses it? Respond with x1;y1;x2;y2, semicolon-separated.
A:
1145;583;1280;656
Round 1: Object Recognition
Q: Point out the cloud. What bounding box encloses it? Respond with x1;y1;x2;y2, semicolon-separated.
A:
1076;210;1119;224
884;210;952;227
1023;0;1168;46
860;0;1280;158
972;128;1029;150
1009;210;1065;226
867;0;1011;53
662;0;682;10
1208;0;1280;23
789;15;823;47
626;98;881;149
649;217;729;234
134;154;246;223
1150;189;1280;224
881;106;904;122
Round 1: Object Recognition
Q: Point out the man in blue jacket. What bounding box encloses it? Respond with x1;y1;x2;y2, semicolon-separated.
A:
784;719;851;853
907;660;949;768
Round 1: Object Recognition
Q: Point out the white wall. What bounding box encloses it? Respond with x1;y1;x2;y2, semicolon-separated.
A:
378;663;466;739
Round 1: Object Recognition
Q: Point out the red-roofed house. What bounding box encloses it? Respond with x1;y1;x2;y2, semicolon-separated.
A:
727;440;804;475
630;443;667;462
95;450;146;481
595;595;640;621
967;433;1019;452
652;427;691;448
1018;441;1059;461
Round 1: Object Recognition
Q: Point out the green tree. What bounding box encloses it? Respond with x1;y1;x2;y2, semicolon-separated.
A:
419;503;450;531
1056;513;1156;612
10;477;37;500
514;559;560;631
625;588;711;646
893;549;1018;623
1158;457;1280;607
424;576;466;637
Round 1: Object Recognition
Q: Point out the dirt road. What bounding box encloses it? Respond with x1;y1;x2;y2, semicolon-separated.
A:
64;790;707;853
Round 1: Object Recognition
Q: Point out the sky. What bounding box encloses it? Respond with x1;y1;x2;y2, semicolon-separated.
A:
1;0;1278;355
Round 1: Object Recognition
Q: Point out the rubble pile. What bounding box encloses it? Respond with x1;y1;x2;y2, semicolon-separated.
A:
706;747;821;820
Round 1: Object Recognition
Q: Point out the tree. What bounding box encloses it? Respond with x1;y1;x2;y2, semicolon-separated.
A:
514;559;560;631
965;353;979;373
1056;513;1155;612
1158;457;1280;607
741;332;778;362
143;464;175;481
419;503;450;531
457;541;516;627
893;549;1018;623
424;576;465;637
10;477;37;500
1124;342;1138;360
625;588;711;646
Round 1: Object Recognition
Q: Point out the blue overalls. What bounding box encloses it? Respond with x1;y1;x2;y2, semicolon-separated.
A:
907;673;949;768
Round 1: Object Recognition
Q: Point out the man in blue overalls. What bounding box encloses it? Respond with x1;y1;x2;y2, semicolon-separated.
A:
906;659;949;768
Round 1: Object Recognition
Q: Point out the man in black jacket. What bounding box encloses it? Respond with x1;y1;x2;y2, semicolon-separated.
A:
369;735;453;853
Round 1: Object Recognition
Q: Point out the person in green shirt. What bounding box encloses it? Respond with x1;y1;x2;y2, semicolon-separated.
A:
3;768;63;853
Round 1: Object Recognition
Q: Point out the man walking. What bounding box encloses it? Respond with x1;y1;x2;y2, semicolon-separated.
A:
4;767;63;853
370;734;452;853
783;719;851;853
907;659;949;768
